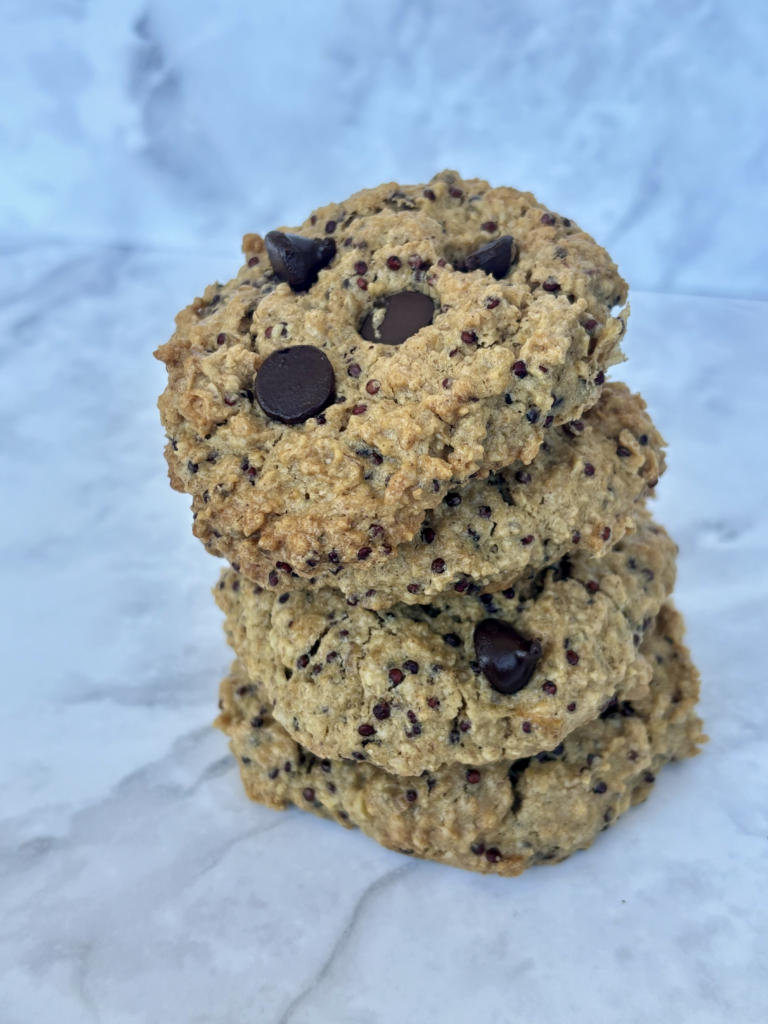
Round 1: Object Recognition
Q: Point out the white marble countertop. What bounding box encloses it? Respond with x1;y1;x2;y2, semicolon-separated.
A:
0;242;766;1022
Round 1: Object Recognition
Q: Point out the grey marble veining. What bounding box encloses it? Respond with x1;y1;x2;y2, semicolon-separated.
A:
2;0;768;298
0;243;766;1022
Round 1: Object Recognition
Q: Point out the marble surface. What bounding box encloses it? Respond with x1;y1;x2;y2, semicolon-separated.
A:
2;0;768;299
2;2;768;1019
0;242;767;1023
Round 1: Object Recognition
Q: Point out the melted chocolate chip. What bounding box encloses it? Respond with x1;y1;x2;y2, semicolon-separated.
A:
360;291;434;346
265;231;336;291
464;235;516;279
255;346;335;424
473;619;543;695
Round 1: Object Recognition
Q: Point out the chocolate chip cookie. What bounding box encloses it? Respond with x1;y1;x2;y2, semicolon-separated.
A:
216;603;704;876
227;382;664;606
157;171;628;577
216;507;675;775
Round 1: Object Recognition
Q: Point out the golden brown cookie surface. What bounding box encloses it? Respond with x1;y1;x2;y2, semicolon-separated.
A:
216;604;703;877
156;171;628;574
216;508;675;775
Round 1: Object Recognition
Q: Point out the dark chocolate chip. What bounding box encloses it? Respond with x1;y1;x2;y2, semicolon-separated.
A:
373;702;390;720
360;291;433;347
255;346;335;424
264;231;336;291
404;660;419;674
443;633;462;647
464;235;516;279
473;620;542;695
358;723;375;737
389;668;404;685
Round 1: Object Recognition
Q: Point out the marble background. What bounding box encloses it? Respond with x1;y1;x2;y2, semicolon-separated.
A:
1;2;767;1022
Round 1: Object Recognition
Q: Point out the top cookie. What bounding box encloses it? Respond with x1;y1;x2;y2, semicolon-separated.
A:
157;171;628;572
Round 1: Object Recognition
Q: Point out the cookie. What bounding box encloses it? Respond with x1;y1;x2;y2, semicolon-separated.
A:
216;507;675;775
156;170;628;577
227;382;664;606
216;603;704;877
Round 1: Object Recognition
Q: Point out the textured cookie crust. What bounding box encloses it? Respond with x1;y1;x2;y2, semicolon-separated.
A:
234;382;665;606
156;170;628;574
216;508;676;775
216;604;704;877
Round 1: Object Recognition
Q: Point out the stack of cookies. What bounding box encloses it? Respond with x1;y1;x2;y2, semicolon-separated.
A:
156;172;704;876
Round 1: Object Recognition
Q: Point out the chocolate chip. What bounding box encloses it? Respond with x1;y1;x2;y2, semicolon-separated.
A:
512;360;527;378
595;370;605;385
481;221;497;232
255;346;335;424
373;702;390;720
593;781;607;794
303;787;315;801
566;650;579;665
357;547;372;560
354;261;368;275
358;723;375;736
445;492;462;507
461;330;477;344
297;654;309;668
389;668;404;685
584;463;595;476
473;620;542;695
404;660;419;674
466;770;481;784
423;189;436;201
422;527;436;544
540;213;556;226
485;847;502;863
526;408;540;423
464;235;516;279
431;558;446;574
360;291;434;346
406;789;418;802
443;633;462;647
471;842;485;855
406;583;420;594
348;362;361;378
502;587;515;599
617;445;632;457
544;415;554;427
265;231;336;291
515;470;531;485
449;186;463;198
542;681;557;695
542;277;560;292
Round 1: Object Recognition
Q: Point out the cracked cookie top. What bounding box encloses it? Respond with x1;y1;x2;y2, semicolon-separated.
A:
156;171;628;574
216;603;703;877
216;507;675;775
225;382;665;607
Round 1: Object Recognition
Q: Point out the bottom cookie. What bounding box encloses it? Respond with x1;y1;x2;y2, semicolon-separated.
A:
216;603;704;877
